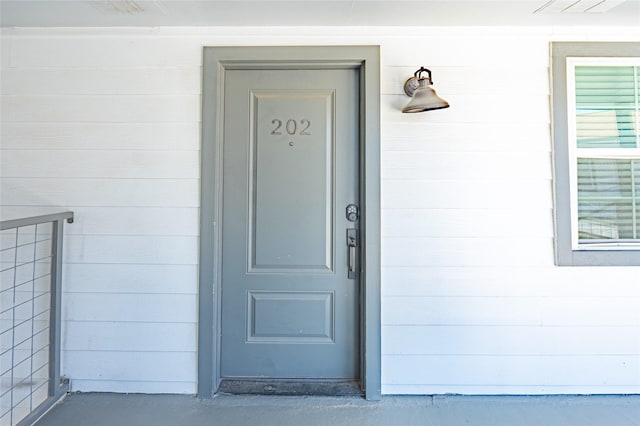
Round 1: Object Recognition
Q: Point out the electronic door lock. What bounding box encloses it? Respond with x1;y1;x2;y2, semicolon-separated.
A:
346;204;359;222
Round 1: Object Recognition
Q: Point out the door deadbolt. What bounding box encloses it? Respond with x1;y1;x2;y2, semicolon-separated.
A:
346;204;359;222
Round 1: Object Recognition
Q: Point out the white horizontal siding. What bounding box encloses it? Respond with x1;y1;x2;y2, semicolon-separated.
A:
382;237;555;267
0;206;198;236
382;151;552;180
381;35;551;67
1;67;201;96
2;95;200;122
1;178;199;207
64;207;199;236
382;266;640;297
1;122;200;150
383;179;553;209
64;322;197;352
382;122;553;153
382;209;554;238
1;150;199;179
5;36;200;68
384;296;545;326
383;325;640;355
383;355;639;394
63;263;198;294
384;355;639;386
63;351;196;383
63;235;198;265
64;293;196;323
384;297;639;326
2;26;639;396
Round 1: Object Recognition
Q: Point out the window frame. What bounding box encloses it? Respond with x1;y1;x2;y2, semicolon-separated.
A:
551;42;640;266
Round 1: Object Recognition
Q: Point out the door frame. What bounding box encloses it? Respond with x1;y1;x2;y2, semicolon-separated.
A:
198;46;381;400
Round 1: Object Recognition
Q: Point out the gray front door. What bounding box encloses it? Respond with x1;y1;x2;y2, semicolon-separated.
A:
220;67;360;380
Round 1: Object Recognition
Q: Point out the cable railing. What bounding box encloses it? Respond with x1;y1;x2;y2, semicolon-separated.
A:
1;212;73;426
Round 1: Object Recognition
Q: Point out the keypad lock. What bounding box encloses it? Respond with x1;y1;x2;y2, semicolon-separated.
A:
346;204;359;222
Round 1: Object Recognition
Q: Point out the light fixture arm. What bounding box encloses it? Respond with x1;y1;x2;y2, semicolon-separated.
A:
414;67;433;82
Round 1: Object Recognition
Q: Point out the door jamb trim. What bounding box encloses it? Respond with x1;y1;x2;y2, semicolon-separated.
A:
198;46;381;400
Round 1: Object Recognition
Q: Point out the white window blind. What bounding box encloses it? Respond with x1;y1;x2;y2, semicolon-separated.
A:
568;60;640;249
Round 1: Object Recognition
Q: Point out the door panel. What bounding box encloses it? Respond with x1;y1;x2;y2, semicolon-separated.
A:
221;68;359;379
247;291;334;343
249;90;335;273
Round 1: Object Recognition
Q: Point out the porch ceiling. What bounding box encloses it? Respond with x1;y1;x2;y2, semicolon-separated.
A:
1;0;639;27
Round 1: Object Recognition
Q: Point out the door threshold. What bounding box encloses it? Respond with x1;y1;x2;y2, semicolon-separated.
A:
217;379;363;397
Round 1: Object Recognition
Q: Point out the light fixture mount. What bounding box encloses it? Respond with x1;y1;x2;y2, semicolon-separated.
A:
403;67;433;97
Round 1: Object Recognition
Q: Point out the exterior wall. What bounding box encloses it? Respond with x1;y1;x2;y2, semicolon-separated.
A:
1;26;639;395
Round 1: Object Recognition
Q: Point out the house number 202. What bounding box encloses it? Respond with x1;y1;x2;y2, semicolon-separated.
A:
271;119;311;136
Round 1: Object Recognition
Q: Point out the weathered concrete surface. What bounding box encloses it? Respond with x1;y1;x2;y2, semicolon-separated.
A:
35;393;640;426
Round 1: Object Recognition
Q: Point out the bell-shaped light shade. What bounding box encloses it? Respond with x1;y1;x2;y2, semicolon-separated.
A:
402;78;450;113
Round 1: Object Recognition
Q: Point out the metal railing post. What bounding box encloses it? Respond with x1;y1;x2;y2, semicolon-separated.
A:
48;218;67;400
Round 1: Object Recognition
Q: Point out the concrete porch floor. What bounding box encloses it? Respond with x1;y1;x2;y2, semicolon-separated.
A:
34;393;640;426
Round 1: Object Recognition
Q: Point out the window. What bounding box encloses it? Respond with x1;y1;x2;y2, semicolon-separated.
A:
551;42;640;266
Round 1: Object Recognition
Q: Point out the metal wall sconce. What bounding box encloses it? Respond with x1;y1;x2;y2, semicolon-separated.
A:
402;67;450;113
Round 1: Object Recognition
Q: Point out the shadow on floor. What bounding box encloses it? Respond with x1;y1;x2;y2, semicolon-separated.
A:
35;392;640;426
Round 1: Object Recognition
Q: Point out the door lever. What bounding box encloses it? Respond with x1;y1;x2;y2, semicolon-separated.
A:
346;228;358;279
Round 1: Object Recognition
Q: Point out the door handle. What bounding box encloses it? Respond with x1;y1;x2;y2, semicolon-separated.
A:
347;228;358;279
